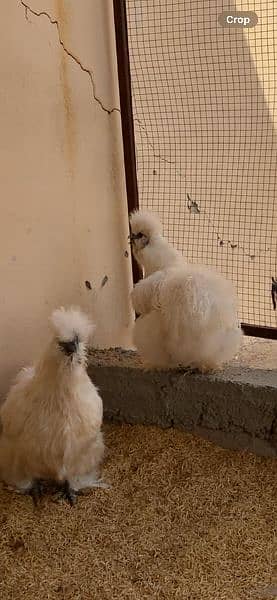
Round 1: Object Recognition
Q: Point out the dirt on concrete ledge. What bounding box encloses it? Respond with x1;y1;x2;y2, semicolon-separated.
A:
234;336;277;370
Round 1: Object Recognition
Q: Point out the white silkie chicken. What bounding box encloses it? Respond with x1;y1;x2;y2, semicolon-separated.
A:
129;210;241;371
0;307;106;505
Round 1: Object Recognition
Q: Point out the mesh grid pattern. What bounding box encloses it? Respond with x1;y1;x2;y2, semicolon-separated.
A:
126;0;277;328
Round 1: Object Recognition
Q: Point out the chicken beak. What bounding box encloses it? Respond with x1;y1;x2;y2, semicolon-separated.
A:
59;338;78;356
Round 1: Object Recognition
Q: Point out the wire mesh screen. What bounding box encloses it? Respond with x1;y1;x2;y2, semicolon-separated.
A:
125;0;277;330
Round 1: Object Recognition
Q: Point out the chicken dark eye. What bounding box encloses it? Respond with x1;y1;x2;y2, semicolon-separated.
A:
137;232;143;238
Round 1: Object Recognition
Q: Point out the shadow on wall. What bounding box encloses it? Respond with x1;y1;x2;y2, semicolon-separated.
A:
127;0;277;327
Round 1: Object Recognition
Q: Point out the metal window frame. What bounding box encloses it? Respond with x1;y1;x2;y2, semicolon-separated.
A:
113;0;277;340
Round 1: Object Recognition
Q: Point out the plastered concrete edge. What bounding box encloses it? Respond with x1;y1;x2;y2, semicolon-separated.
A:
88;349;277;457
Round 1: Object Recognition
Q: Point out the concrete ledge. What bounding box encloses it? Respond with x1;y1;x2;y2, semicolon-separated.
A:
88;348;277;457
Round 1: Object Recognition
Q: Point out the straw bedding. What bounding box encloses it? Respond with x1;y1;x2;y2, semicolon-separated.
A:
0;423;276;600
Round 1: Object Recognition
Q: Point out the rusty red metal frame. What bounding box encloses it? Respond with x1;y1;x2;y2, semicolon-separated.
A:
113;0;141;285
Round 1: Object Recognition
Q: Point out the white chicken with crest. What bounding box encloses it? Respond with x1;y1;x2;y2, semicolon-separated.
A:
0;307;106;505
129;210;241;371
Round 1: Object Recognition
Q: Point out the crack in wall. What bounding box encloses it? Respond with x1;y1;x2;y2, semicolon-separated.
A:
20;0;120;116
134;117;176;167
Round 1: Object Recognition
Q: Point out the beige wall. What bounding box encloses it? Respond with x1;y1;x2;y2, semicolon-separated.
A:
0;0;133;397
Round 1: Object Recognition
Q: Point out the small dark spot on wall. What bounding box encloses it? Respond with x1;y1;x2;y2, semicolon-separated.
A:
124;250;129;257
101;275;108;288
85;280;92;290
153;169;157;175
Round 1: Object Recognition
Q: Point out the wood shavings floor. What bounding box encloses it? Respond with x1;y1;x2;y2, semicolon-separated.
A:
0;424;276;600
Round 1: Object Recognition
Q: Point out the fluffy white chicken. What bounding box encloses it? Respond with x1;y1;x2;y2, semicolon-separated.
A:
129;210;241;371
0;307;106;505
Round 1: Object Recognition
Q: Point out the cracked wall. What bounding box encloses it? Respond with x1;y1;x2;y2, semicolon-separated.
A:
0;0;133;396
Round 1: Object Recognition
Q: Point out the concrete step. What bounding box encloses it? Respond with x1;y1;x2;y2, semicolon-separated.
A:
88;346;277;458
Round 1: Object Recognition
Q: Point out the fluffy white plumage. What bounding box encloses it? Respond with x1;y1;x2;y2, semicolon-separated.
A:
0;307;105;493
129;210;242;371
